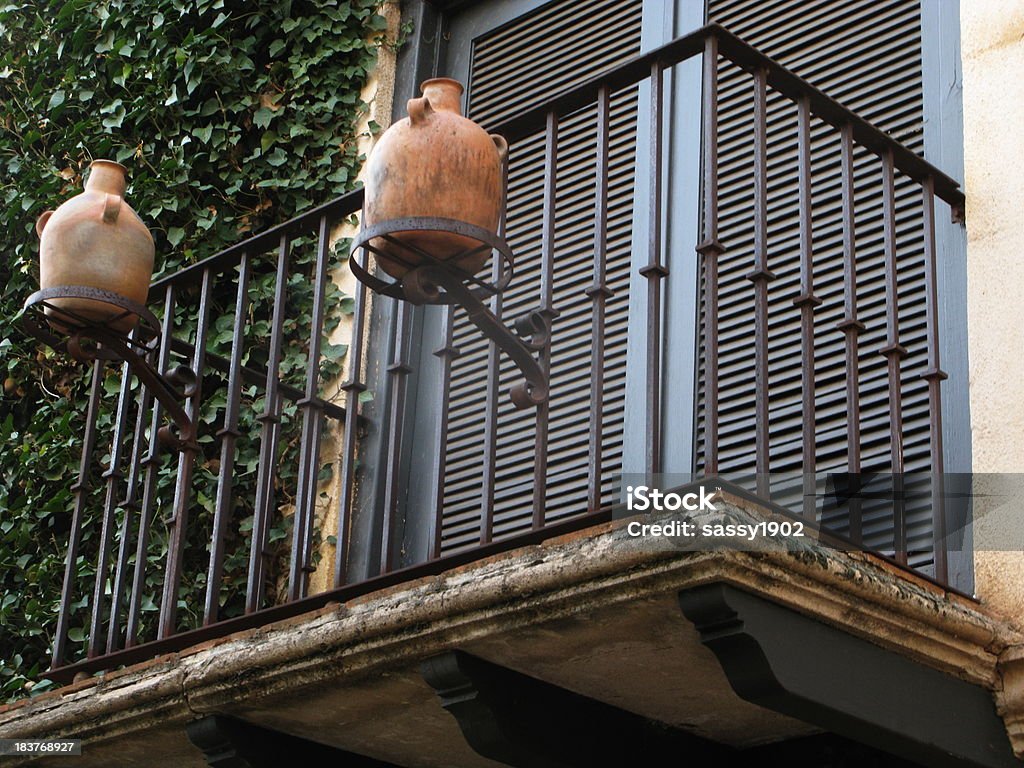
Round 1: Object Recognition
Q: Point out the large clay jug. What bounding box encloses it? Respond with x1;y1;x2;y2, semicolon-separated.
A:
362;78;508;278
37;160;155;333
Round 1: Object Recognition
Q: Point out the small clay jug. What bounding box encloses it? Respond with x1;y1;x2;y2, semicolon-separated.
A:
37;160;155;333
362;78;508;278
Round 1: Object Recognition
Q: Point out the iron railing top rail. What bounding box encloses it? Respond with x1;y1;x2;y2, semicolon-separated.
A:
490;23;965;216
147;187;365;300
149;24;963;304
148;24;963;304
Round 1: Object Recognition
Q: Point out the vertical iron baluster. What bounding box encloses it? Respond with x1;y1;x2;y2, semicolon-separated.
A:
334;278;368;587
697;33;724;477
793;96;822;521
290;217;332;600
107;349;154;654
430;306;458;559
880;149;908;563
480;328;499;544
158;268;213;639
587;85;613;511
837;124;865;545
481;138;509;544
532;110;558;529
746;67;775;500
921;176;949;582
204;254;251;624
642;60;669;482
380;300;412;574
126;286;175;647
50;360;103;669
87;341;135;657
247;236;290;613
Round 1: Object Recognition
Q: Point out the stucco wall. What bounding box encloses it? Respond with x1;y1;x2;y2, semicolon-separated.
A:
305;0;400;597
962;0;1024;619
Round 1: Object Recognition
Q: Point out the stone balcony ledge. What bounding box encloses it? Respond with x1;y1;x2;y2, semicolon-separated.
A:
2;493;1021;766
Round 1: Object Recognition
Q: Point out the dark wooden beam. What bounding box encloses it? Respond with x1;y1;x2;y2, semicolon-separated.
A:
678;583;1019;768
185;715;402;768
421;650;732;767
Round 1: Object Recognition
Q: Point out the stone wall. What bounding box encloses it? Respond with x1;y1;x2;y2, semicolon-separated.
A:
305;1;400;596
962;0;1024;620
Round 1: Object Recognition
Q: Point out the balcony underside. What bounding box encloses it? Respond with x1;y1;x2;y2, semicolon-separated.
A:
0;495;1016;767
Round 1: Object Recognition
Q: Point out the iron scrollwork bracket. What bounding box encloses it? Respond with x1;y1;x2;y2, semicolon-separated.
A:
405;264;550;408
22;285;198;452
352;217;550;409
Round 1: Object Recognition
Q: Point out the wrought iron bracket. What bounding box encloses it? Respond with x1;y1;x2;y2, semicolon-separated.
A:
352;217;549;408
22;285;198;452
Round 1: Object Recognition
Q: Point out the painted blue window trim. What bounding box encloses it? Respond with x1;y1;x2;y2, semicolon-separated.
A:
921;0;972;594
623;0;705;480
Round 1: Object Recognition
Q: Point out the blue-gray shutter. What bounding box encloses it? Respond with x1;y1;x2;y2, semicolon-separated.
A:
439;0;642;552
701;0;934;564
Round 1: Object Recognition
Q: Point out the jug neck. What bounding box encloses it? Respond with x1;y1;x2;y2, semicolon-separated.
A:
84;160;128;196
420;78;464;115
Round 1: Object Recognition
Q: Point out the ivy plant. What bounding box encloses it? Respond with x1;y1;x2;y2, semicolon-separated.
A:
0;0;386;702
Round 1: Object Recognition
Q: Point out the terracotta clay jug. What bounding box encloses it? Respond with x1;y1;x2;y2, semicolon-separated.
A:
37;160;155;333
362;78;508;278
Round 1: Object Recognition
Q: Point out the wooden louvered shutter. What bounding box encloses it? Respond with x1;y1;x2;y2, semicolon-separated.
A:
439;0;642;553
701;0;935;563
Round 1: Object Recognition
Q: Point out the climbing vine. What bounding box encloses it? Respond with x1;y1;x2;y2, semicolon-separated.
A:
0;0;387;701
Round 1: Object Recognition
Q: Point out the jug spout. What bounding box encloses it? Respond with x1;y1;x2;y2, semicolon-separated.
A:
84;160;128;197
420;78;464;115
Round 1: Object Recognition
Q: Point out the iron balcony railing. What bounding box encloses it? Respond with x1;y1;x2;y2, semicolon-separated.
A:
33;24;966;682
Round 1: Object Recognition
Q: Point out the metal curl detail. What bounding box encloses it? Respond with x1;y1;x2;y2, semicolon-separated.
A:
351;218;549;409
22;285;198;452
402;266;445;306
66;333;99;364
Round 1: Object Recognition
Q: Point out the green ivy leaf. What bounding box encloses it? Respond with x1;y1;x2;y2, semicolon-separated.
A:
167;227;185;246
265;147;287;167
323;342;348;360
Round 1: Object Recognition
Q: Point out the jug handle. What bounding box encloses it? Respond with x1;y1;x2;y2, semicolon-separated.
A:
35;210;54;238
102;193;122;224
408;95;433;125
491;134;509;164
